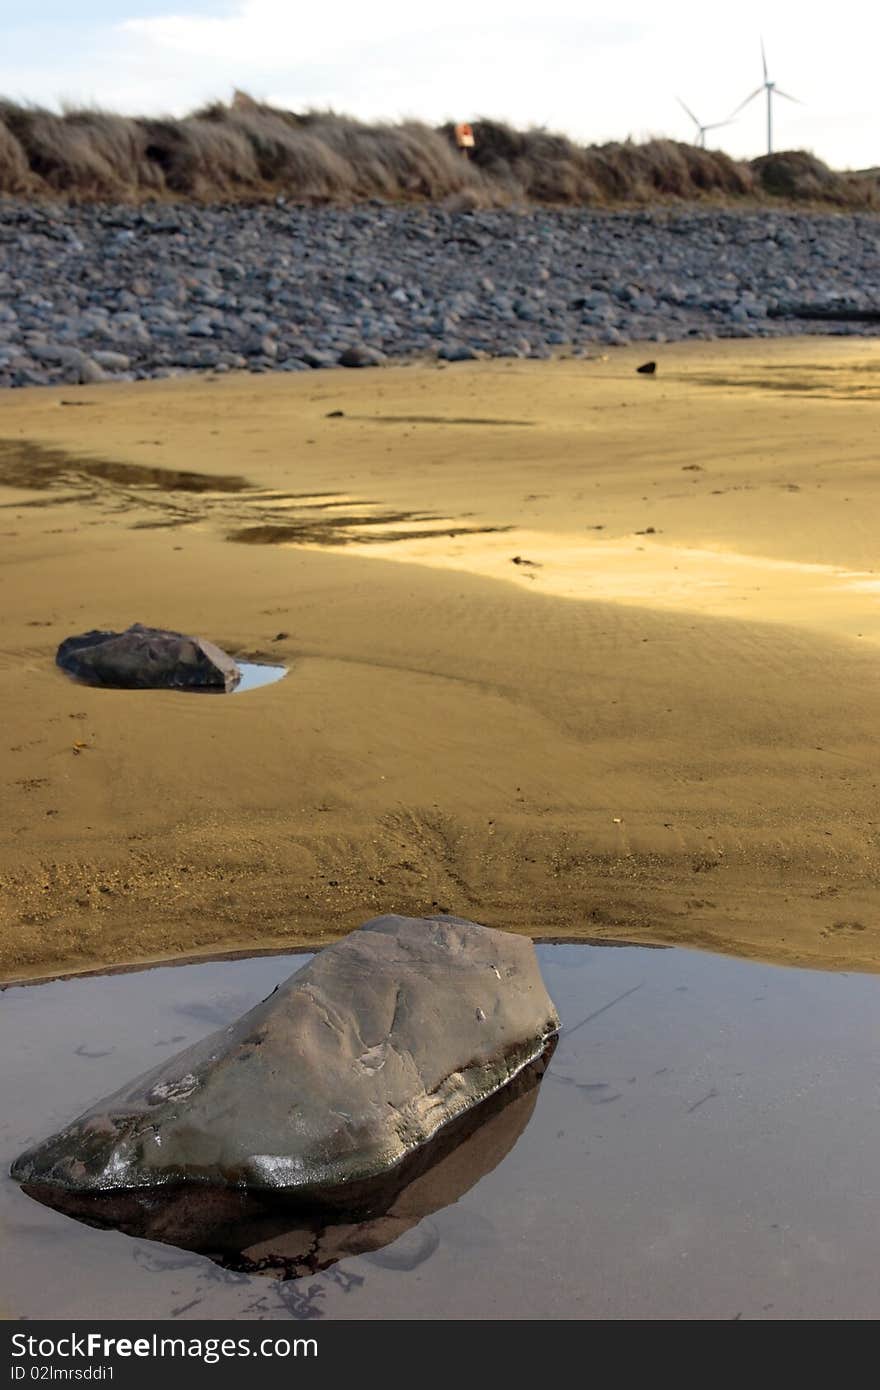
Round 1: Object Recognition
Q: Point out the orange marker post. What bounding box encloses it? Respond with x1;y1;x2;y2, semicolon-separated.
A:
454;122;475;157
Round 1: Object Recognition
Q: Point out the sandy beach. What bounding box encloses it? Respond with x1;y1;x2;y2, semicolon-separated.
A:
2;337;880;983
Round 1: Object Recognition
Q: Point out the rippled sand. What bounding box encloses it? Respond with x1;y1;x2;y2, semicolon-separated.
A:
2;338;879;981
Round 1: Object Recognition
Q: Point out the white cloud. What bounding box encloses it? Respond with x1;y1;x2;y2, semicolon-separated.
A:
1;1;877;168
121;1;642;64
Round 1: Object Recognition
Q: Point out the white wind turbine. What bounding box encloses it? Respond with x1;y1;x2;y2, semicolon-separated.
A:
732;40;802;154
676;97;734;148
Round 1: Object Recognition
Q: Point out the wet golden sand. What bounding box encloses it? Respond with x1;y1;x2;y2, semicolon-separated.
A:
2;338;879;982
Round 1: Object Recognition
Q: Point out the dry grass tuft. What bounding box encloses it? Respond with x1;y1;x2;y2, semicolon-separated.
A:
137;117;261;196
0;95;875;210
311;116;488;200
459;121;758;203
752;151;878;208
0;109;37;195
206;108;351;196
0;103;143;197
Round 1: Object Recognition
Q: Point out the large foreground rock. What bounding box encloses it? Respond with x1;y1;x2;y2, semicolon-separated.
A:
56;622;240;691
17;1047;552;1281
12;915;559;1199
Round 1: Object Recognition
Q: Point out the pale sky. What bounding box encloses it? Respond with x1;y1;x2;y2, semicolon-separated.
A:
1;0;877;171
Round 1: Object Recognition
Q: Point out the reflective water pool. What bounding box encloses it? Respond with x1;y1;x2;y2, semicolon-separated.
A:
3;943;880;1320
233;662;287;693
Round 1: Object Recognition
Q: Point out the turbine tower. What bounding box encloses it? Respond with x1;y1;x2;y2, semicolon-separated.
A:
676;98;733;149
732;40;801;154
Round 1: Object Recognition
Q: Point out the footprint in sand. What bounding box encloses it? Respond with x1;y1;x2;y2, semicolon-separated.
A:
821;919;868;938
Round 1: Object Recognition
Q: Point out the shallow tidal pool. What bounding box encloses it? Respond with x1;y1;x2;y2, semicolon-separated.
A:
3;942;880;1321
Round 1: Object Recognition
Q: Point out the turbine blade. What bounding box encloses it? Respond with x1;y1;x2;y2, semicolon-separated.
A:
677;97;700;126
774;89;802;104
761;37;768;80
729;87;763;117
704;120;734;130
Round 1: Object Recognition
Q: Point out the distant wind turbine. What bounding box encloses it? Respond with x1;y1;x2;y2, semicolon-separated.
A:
732;40;802;154
676;97;734;148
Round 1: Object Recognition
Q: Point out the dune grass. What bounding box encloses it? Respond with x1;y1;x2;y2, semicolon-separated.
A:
0;94;876;210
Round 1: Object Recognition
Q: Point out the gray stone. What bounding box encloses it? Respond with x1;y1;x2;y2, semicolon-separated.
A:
3;203;880;392
28;343;107;384
438;342;480;361
11;915;559;1197
299;349;338;369
339;344;386;368
91;350;131;371
14;1039;551;1280
73;355;107;385
55;622;240;691
28;343;83;366
172;346;222;368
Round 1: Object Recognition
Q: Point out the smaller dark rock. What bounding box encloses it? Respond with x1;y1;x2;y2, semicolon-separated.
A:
339;346;386;368
438;343;480;362
56;623;240;691
325;409;345;418
636;361;657;375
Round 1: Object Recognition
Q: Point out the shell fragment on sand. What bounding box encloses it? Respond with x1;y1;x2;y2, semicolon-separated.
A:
11;915;560;1198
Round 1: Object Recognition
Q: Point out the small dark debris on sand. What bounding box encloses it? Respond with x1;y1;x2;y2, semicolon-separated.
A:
636;361;657;375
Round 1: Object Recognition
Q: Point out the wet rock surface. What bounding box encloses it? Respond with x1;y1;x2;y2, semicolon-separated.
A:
56;623;241;691
1;201;878;387
19;1047;552;1281
11;915;560;1200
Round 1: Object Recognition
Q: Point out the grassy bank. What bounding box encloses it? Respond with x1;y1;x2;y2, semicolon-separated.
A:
1;93;877;209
